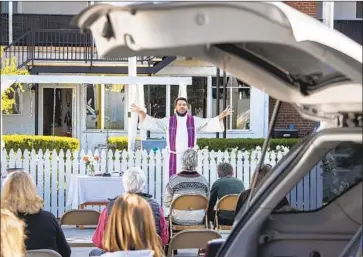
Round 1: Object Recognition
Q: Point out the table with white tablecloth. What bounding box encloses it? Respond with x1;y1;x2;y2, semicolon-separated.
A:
67;175;124;209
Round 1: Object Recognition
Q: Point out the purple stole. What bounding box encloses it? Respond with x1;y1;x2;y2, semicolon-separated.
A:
168;114;195;177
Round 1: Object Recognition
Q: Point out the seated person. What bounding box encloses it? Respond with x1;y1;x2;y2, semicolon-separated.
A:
1;208;26;257
1;171;71;257
235;164;289;214
91;167;168;256
100;194;164;257
164;149;210;225
207;162;245;227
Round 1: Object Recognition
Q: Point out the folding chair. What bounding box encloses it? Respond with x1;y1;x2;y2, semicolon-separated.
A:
26;249;62;257
167;230;222;257
168;195;209;238
60;209;100;247
215;194;239;231
60;209;100;226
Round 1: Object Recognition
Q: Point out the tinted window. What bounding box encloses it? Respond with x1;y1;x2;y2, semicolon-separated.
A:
277;142;362;213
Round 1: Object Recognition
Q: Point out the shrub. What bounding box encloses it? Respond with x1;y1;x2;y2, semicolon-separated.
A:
108;136;128;151
108;136;300;151
3;135;80;153
197;138;300;151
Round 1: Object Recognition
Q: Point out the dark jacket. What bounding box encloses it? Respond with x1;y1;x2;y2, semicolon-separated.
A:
235;189;290;214
107;193;161;235
207;176;245;221
18;209;71;257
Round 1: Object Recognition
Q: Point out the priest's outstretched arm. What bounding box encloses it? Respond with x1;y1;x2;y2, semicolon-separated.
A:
130;103;168;132
195;105;233;133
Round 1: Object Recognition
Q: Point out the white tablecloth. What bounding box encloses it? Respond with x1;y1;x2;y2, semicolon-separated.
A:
67;175;124;209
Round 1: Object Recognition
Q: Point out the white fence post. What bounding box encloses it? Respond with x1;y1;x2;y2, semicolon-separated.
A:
1;147;326;218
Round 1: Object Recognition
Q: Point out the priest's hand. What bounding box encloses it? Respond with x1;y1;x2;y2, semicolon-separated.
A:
218;105;233;120
131;104;146;120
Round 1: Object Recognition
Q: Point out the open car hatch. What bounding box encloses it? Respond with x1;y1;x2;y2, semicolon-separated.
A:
73;2;362;120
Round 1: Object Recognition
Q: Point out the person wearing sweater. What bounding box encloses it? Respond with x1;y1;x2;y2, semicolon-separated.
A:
164;149;210;225
207;162;245;227
1;171;71;257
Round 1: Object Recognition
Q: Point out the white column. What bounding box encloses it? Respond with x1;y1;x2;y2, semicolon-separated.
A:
166;84;171;117
9;1;13;44
127;57;137;151
323;2;334;29
206;76;212;118
249;87;268;138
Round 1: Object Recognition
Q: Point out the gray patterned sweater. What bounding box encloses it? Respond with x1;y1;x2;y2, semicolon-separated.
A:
164;171;210;225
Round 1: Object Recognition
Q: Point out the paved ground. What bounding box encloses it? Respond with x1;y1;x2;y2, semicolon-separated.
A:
63;227;229;257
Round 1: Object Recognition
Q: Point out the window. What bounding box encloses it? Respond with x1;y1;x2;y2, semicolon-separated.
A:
169;77;207;118
0;2;18;13
212;77;251;130
187;77;207;118
277;142;362;213
2;85;22;115
85;84;125;130
144;85;166;118
357;1;363;18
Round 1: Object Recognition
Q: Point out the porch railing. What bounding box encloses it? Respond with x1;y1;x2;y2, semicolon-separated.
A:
2;28;160;69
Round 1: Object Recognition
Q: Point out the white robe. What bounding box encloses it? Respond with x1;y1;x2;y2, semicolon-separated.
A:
139;114;224;175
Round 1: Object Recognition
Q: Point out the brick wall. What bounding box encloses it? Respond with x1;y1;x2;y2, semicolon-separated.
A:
269;98;316;137
269;2;317;137
285;1;317;17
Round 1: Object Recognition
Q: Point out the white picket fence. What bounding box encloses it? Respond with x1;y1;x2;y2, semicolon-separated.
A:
1;147;323;218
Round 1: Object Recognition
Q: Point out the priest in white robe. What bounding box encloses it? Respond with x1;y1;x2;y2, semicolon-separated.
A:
131;97;233;177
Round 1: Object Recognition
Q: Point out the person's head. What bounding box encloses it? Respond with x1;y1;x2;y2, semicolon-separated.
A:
181;149;198;172
6;168;24;174
1;208;26;257
122;167;146;194
174;97;188;116
103;194;163;257
217;162;234;178
1;171;43;214
252;164;272;188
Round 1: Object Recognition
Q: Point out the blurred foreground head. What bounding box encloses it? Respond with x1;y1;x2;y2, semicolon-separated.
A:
103;193;163;257
0;208;25;257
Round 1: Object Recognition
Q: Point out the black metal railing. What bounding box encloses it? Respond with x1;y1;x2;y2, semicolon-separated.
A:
1;13;76;45
3;28;160;68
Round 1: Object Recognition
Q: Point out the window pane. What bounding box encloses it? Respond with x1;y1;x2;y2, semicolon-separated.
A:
170;86;179;116
357;1;363;18
2;85;21;115
231;87;250;130
188;77;207;118
85;84;125;130
85;84;97;129
212;77;251;130
144;85;166;118
104;85;125;130
276;142;363;213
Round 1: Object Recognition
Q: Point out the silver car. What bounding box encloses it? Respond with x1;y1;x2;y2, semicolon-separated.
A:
73;2;362;257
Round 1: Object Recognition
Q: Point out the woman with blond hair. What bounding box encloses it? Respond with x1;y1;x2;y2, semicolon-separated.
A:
100;194;164;257
1;171;71;257
1;208;26;257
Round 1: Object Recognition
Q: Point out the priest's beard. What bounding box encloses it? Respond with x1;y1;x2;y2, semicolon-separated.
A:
176;111;187;117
